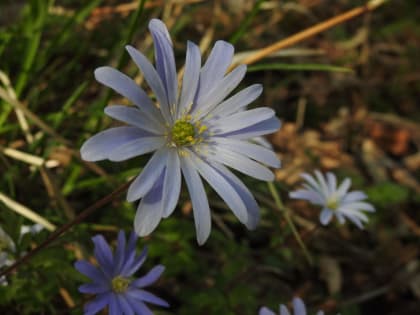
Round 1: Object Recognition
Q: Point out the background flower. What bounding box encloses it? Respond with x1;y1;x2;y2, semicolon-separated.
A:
289;171;375;228
259;297;326;315
74;230;168;315
81;19;281;244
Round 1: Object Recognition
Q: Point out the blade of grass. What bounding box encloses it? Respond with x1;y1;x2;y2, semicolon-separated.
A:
248;63;353;73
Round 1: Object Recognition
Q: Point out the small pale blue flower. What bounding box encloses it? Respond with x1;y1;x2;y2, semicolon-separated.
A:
259;297;326;315
74;230;168;315
80;19;281;244
289;170;375;228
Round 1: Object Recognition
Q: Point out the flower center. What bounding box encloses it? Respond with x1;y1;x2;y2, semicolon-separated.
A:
326;197;339;210
171;120;196;146
111;276;130;293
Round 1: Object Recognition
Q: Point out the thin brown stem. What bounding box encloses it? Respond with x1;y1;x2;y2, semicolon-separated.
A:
0;180;132;278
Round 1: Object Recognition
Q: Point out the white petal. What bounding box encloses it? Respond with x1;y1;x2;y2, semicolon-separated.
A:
259;307;276;315
108;136;165;161
336;178;352;198
280;305;291;315
162;149;181;218
326;172;337;195
180;155;212;245
104;106;165;134
320;208;334;225
341;201;375;212
289;189;324;205
314;170;330;197
127;149;168;202
222;116;281;139
80;127;148;162
341;191;367;203
292;297;307;315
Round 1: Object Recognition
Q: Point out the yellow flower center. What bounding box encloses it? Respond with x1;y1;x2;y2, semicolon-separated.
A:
171;119;197;146
326;197;339;210
111;276;130;293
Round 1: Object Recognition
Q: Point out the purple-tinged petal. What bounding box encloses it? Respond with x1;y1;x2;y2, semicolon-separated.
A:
104;106;165;134
189;154;248;225
126;45;172;123
117;295;134;315
108;136;165;162
162;149;181;218
320;208;334;225
127;149;168;202
128;289;169;307
121;247;147;278
84;292;111;315
108;294;120;315
211;84;263;117
94;67;160;121
74;261;107;284
208;108;275;135
280;304;291;315
126;298;153;315
131;265;165;288
207;145;274;181
79;283;110;294
80;127;148;162
195;65;247;119
222;116;281;139
113;230;126;276
259;307;277;315
211;163;260;229
149;19;177;110
178;41;201;118
134;171;165;237
181;154;211;245
212;138;280;168
92;235;114;275
198;40;234;96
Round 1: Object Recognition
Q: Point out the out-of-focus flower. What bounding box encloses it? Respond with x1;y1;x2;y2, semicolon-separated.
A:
259;297;326;315
81;18;281;244
290;171;375;228
75;230;168;315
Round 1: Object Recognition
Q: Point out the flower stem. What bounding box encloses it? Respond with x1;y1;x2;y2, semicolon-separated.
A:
267;181;313;265
0;180;132;278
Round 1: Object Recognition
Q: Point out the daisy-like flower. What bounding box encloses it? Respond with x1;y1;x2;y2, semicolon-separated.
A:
289;171;375;228
259;297;326;315
80;19;281;244
74;230;168;315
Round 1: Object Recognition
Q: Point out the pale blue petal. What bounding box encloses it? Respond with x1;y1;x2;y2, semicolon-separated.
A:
108;136;165;161
126;45;172;122
131;289;170;307
189;154;248;225
162;149;181;218
81;127;149;162
131;265;165;288
342;212;364;229
300;173;323;195
340;208;369;222
314;170;330;197
126;298;153;315
211;163;260;229
195;65;247;119
212;138;280;168
149;19;177;109
320;208;334;225
259;307;276;315
181;155;211;245
104;106;165;134
341;201;375;212
94;67;160;121
252;136;272;149
178;41;201;118
127;149;168;202
198;40;234;96
74;261;107;284
207;145;274;181
280;305;291;315
211;84;263;117
292;297;307;315
208;108;275;135
92;235;114;275
134;172;165;236
84;292;111;315
222;116;281;139
121;247;147;277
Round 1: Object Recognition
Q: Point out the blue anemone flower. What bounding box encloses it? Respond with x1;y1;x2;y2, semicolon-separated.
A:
80;19;281;244
74;230;168;315
289;170;375;228
259;297;327;315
